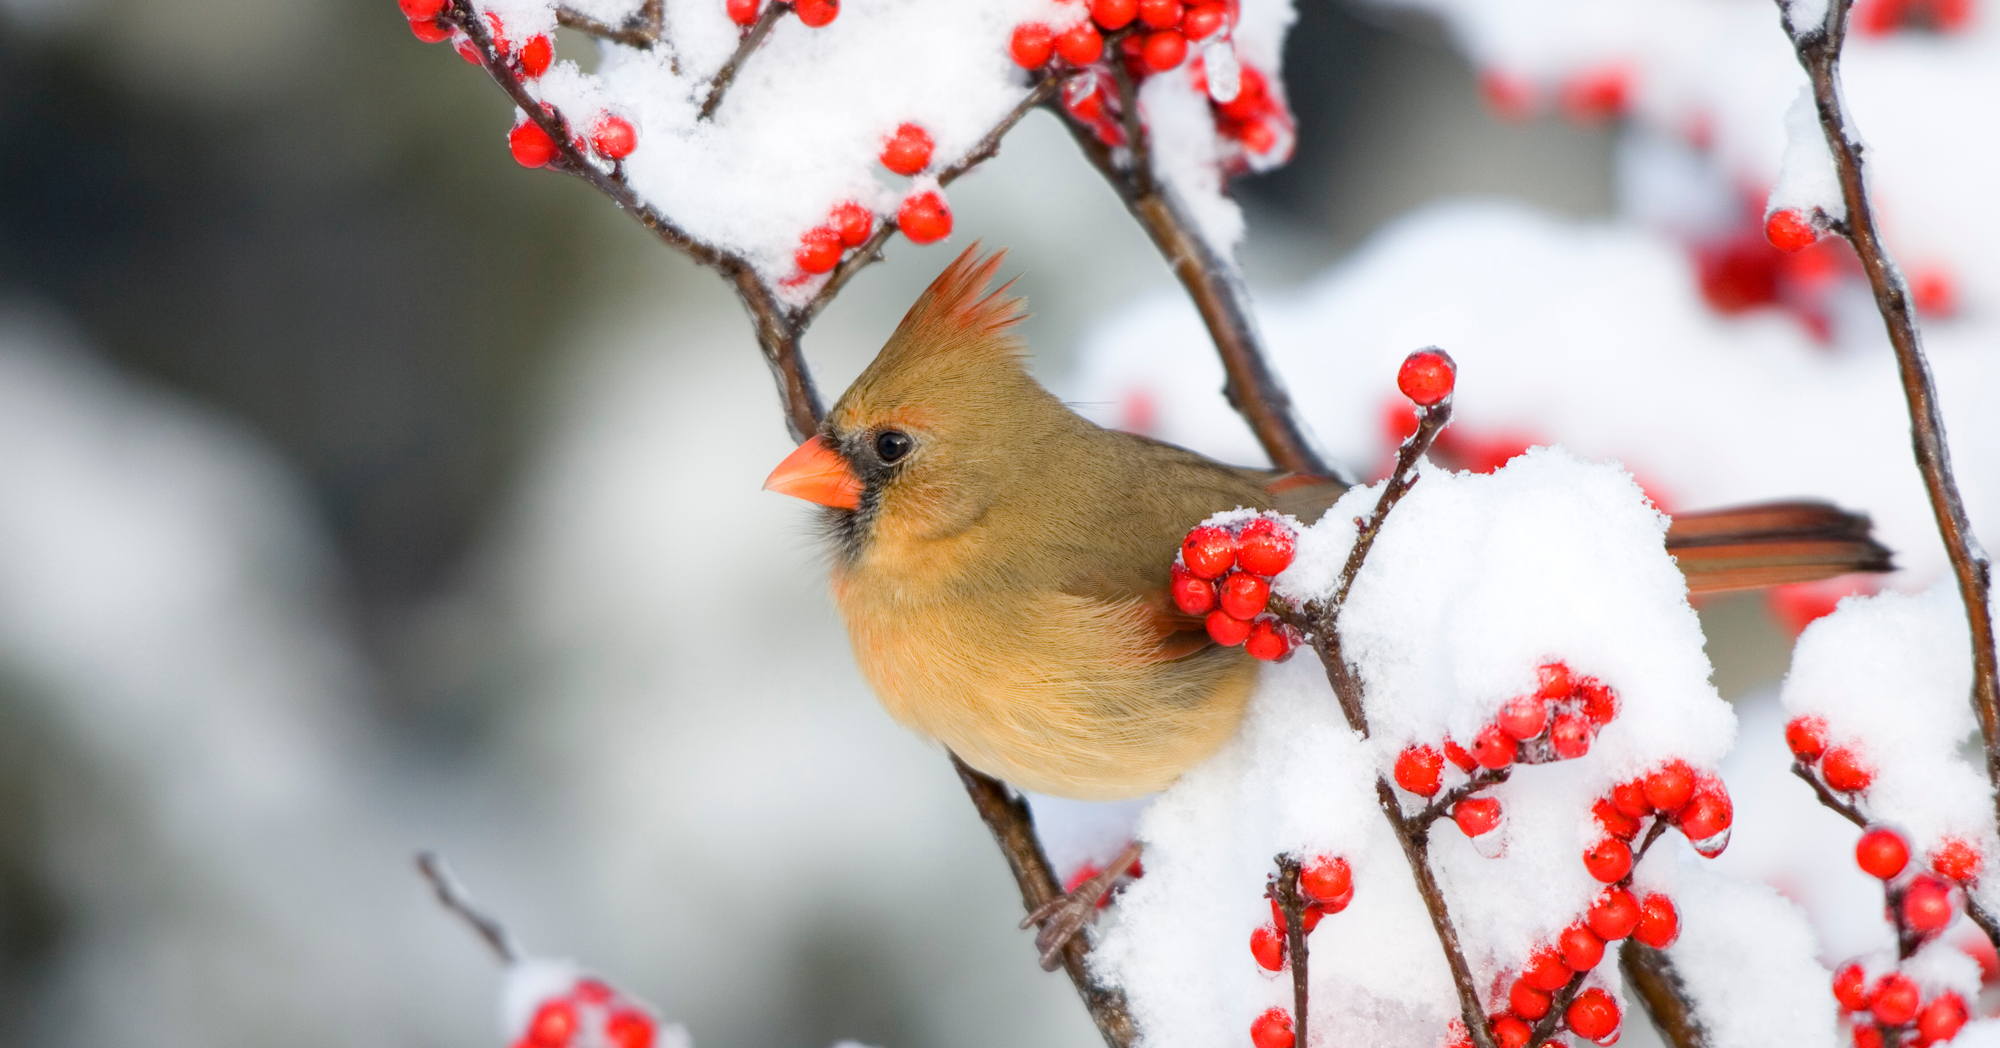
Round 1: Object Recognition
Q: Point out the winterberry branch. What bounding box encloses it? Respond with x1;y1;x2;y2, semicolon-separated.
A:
700;0;789;120
1791;759;1868;827
1777;0;2000;815
1525;969;1588;1048
1269;855;1312;1048
1410;767;1511;833
416;851;519;963
556;2;663;48
1620;941;1709;1048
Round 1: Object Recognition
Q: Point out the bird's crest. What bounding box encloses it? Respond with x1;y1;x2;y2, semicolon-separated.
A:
868;244;1028;374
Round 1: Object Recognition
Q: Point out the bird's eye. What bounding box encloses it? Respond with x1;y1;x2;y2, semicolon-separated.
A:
875;430;913;463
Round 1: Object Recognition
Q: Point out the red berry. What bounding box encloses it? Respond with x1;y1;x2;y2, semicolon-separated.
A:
1560;922;1606;971
399;0;447;17
1931;837;1982;882
880;123;934;176
1594;798;1641;841
1219;573;1271;620
457;37;482;62
1766;208;1819;252
1634;894;1679;949
1579;679;1618;724
1912;265;1958;317
1244;618;1293;661
1550;714;1593;760
1785;715;1828;761
1454;797;1502;837
1536;661;1574;700
1832;963;1873;1011
1583;838;1633;883
1235;518;1296;576
1171;562;1218;615
1397;350;1455;406
1903;875;1955;933
1496;694;1548;741
574;979;616;1003
1140;29;1187;71
1091;0;1138;29
1250;923;1286;970
526;999;579;1048
589;115;638;159
485;11;511;50
1588;888;1641;941
1823;746;1874;793
796;227;842;274
1271;897;1330;929
1394;745;1444;797
519;34;553;78
1565;988;1620;1041
794;0;838;26
1558;65;1629;122
1643;761;1696;815
1299;857;1351;906
509;121;559;167
1183;1;1228;39
1491;1015;1531;1048
410;18;453;42
1442;736;1478;772
1853;1025;1883;1048
606;1009;656;1048
1250;1007;1294;1048
1855;828;1910;880
1206;610;1252;647
896;190;952;244
1236;119;1279;155
727;0;761;26
1611;780;1652;819
1010;23;1056;68
1056;21;1104;64
1523;946;1572;991
1137;0;1183;28
1677;783;1733;845
1872;973;1920;1026
1181;525;1237;579
1917;991;1968;1044
1509;978;1552;1021
830;202;873;247
1472;723;1517;769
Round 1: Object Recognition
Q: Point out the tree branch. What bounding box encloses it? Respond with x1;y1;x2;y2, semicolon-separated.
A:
1269;855;1312;1048
1621;940;1708;1048
700;0;788;121
416;851;519;963
1777;0;2000;823
557;2;663;49
1410;768;1512;833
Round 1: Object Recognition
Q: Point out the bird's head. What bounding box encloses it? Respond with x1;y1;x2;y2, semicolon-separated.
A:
764;245;1056;564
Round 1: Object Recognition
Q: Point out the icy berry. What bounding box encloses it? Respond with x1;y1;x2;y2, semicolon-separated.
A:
1496;694;1548;741
1677;783;1733;845
1594;798;1641;841
727;0;761;25
1832;963;1872;1011
1565;989;1620;1041
830;202;873;247
1917;991;1968;1044
1394;745;1444;797
1902;874;1955;933
1056;22;1104;64
1472;723;1517;769
796;227;842;274
1442;736;1477;773
1550;714;1592;760
606;1009;656;1048
1634;894;1679;949
1141;29;1187;71
1137;0;1183;28
510;121;559;167
1911;265;1958;317
519;34;553;77
526;999;579;1047
794;0;838;26
1871;973;1920;1026
1491;1015;1532;1048
1785;715;1828;761
1611;780;1651;819
881;123;934;175
1183;1;1229;39
1643;761;1695;814
1235;518;1296;576
1010;23;1056;68
1244;618;1293;661
1397;350;1456;407
1588;888;1641;941
1560;921;1606;971
1579;679;1617;724
1536;661;1574;700
1822;746;1874;793
1219;573;1271;620
1300;856;1352;906
1454;797;1502;837
400;0;448;17
1250;1007;1294;1048
1250;923;1286;971
1523;946;1572;991
1181;525;1237;579
1091;0;1139;29
590;115;638;159
897;191;952;244
1931;837;1982;882
410;18;453;42
1583;838;1633;883
1206;610;1253;647
1171;563;1218;615
1509;978;1552;1021
1766;208;1819;252
1855;828;1910;880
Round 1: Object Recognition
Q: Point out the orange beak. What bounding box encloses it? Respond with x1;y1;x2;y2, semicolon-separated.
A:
763;434;864;510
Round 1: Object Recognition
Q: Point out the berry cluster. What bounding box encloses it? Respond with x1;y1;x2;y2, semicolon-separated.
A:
513;974;661;1048
1786;715;1877;795
1246;856;1352;1048
1173;515;1302;661
1851;0;1971;35
729;0;839;28
788;122;946;280
1475;64;1631;125
1479;885;1679;1047
1835;828;1976;1048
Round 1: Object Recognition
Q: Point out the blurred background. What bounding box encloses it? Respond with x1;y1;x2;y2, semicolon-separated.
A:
0;0;1940;1045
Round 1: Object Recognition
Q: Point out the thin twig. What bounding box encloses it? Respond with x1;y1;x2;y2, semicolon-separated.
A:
416;851;519;963
557;3;661;48
1410;768;1511;833
1778;0;2000;822
1792;761;1868;827
1621;940;1708;1048
1269;855;1311;1048
1525;968;1587;1048
700;0;788;121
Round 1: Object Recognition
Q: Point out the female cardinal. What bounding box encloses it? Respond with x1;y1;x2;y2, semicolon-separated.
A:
766;247;1891;802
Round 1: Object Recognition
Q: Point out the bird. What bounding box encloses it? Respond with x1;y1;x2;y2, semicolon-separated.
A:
763;246;1891;959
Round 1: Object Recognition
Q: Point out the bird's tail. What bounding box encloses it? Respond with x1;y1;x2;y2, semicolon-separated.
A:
1665;501;1894;594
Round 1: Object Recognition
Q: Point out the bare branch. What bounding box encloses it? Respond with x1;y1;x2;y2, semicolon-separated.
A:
700;0;789;121
1621;941;1708;1048
1777;0;2000;822
1526;969;1587;1048
416;851;519;963
1269;855;1312;1048
1791;760;1867;828
1410;768;1512;833
557;2;662;48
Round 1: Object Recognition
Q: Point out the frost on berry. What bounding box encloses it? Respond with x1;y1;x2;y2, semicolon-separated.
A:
1930;837;1982;882
1394;744;1443;797
1582;837;1632;883
1453;796;1502;837
502;960;672;1048
795;227;842;275
1634;893;1679;948
1821;745;1874;793
1587;888;1640;941
1642;759;1695;814
1765;208;1820;252
1901;875;1956;934
793;0;838;27
1243;617;1296;662
1396;348;1455;406
726;0;761;26
1785;715;1828;761
1871;973;1920;1025
1234;517;1296;577
1558;921;1605;971
1218;572;1270;620
880;122;935;176
1564;988;1620;1041
590;115;638;160
1249;922;1286;970
1508;977;1552;1020
1180;525;1236;579
1009;23;1055;68
1521;946;1570;991
1298;856;1351;906
1249;1007;1294;1048
1471;724;1517;769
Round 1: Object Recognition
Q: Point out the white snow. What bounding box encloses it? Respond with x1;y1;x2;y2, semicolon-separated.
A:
1664;868;1840;1048
1767;87;1845;226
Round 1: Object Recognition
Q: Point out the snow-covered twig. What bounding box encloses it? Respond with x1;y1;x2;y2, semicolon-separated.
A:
416;851;519;964
556;1;662;48
1267;855;1313;1048
699;0;788;121
1776;0;2000;810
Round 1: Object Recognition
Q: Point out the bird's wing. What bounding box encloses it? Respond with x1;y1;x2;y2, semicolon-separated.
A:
1060;569;1215;664
1264;474;1348;524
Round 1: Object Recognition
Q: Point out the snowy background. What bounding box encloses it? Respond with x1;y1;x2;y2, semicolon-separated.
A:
0;0;1994;1046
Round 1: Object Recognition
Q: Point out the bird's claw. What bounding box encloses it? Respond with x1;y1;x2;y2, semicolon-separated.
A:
1021;891;1098;971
